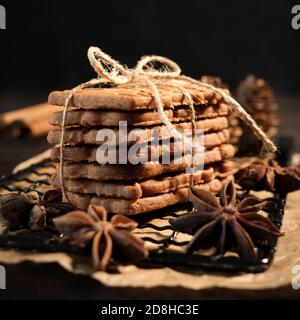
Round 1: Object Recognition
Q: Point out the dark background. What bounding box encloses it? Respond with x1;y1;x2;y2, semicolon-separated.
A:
0;0;299;104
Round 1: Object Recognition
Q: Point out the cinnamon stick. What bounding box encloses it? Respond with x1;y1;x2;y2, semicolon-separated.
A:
0;103;61;137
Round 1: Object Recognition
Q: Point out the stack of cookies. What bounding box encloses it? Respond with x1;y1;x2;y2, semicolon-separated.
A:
47;83;236;215
236;75;279;155
201;76;242;146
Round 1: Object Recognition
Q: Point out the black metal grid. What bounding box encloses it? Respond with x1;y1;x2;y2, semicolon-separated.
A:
137;197;285;273
0;158;285;273
0;160;55;195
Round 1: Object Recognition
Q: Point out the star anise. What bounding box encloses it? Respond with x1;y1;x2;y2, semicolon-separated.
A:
0;190;74;231
236;159;300;194
170;179;282;261
53;205;149;270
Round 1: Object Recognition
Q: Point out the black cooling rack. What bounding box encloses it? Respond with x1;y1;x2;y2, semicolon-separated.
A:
0;157;286;273
137;197;285;273
0;160;55;195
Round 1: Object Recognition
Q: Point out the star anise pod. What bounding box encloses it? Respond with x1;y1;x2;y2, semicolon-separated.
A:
0;190;74;231
236;159;300;194
170;179;282;261
0;192;39;228
53;205;149;270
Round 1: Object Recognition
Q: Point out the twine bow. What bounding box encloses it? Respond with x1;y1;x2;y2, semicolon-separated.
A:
59;46;277;202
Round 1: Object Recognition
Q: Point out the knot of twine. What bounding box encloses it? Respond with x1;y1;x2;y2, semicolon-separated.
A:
59;46;277;202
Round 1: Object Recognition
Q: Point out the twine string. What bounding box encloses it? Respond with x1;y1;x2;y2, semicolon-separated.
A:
59;46;277;202
171;84;198;187
59;78;108;202
176;75;277;153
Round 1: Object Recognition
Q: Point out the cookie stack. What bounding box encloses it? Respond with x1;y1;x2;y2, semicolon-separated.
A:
47;83;236;215
236;75;279;155
201;76;242;146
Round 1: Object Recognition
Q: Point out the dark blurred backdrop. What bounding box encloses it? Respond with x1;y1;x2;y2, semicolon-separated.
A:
0;0;299;104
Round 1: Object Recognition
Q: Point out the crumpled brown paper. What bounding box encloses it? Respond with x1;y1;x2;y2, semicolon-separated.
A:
0;190;299;292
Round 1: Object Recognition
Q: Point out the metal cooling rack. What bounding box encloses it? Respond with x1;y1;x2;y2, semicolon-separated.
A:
0;157;285;273
0;160;55;195
137;198;285;273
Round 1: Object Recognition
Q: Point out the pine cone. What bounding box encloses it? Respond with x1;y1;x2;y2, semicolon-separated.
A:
236;75;279;155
